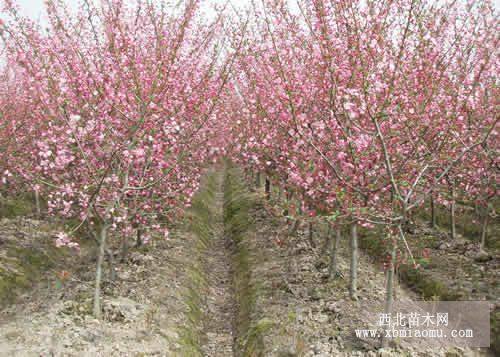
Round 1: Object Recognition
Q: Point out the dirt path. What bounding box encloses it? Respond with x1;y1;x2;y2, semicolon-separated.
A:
201;171;235;356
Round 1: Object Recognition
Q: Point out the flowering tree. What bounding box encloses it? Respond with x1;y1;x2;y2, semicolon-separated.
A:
226;0;498;338
0;67;31;197
0;0;497;328
0;0;235;318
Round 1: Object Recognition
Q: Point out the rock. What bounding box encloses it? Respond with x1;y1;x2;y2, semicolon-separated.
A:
315;313;329;323
324;302;339;314
444;348;462;357
293;246;307;255
319;272;330;281
312;343;321;354
314;260;328;270
103;297;143;322
436;241;450;250
80;330;100;343
159;328;178;340
118;270;131;280
464;249;476;258
129;252;153;264
474;251;492;263
59;300;91;317
277;346;297;356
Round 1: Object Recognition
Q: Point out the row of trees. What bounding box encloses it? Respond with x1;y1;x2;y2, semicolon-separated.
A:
0;0;497;328
224;0;498;343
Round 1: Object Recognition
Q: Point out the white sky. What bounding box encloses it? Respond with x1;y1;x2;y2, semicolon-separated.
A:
7;0;500;24
9;0;252;22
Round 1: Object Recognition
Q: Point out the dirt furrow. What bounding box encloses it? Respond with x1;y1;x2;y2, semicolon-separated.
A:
201;170;235;357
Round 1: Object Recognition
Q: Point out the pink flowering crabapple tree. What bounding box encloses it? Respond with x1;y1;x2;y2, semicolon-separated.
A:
225;0;498;338
0;0;497;329
0;0;236;318
0;67;35;203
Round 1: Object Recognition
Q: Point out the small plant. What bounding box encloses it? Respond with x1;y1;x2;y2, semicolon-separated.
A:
54;270;71;290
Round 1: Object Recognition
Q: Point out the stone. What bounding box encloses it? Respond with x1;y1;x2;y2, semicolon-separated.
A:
159;328;179;340
312;343;321;354
103;297;143;322
437;241;450;250
315;313;328;323
280;348;297;356
474;251;492;263
324;302;339;314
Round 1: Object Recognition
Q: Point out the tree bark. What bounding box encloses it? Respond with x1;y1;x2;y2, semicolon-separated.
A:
289;218;301;236
320;222;331;255
136;228;142;247
329;226;340;279
106;248;116;282
449;180;456;240
430;192;436;228
120;236;129;262
255;172;261;187
93;223;109;319
308;221;316;248
350;223;358;300
34;189;41;218
283;189;292;217
381;234;397;348
480;206;489;251
265;177;271;200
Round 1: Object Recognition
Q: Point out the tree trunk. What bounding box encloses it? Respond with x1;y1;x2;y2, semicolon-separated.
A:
381;235;397;348
265;177;271;200
350;223;358;300
255;172;261;188
450;181;456;240
93;224;109;319
106;248;116;282
308;221;316;248
136;228;142;247
329;226;340;279
320;223;331;255
480;206;489;251
283;189;291;217
289;218;301;236
34;189;41;218
120;236;129;262
430;193;436;228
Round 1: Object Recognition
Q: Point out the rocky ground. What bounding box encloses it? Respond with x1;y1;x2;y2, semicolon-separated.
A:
236;197;492;356
0;222;197;355
0;168;496;356
406;224;499;301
